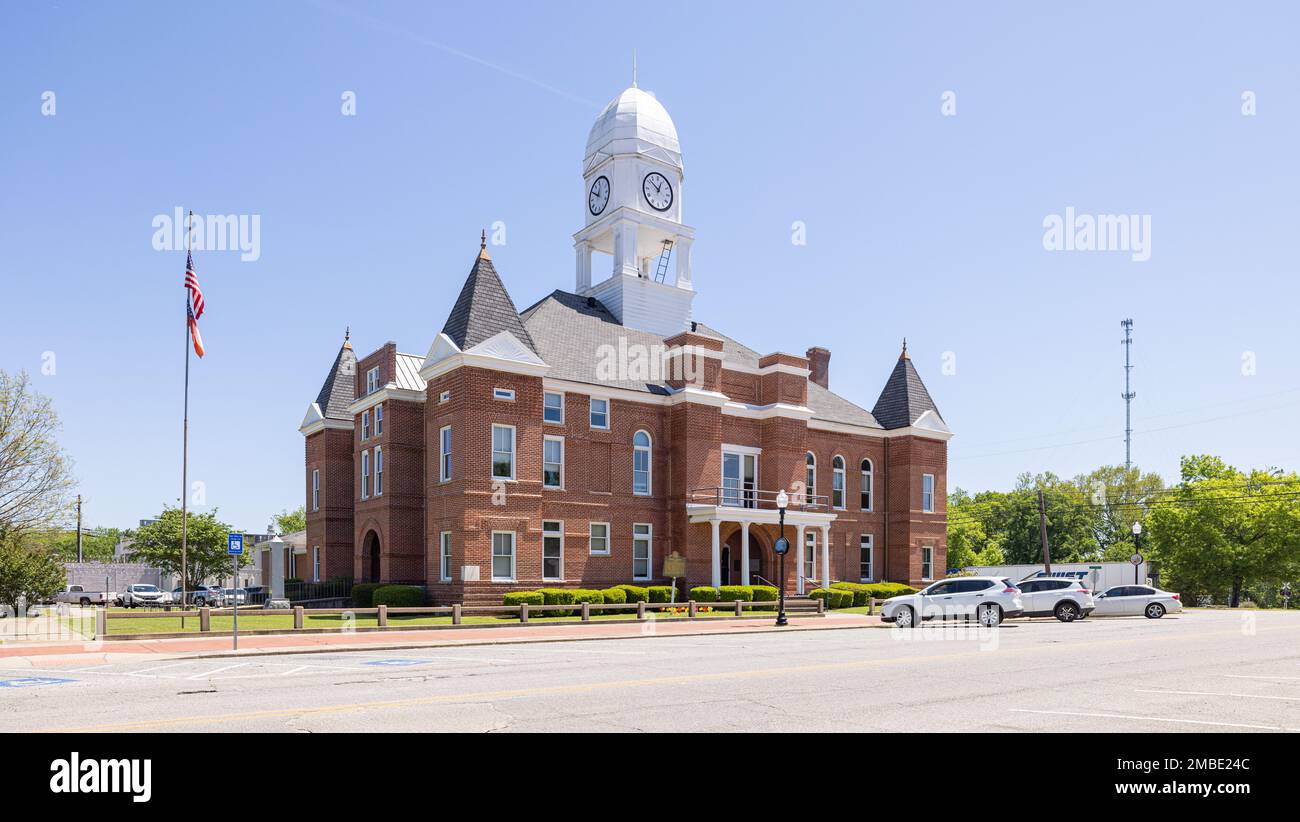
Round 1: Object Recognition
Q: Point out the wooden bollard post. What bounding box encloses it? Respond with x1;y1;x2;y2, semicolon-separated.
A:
636;600;646;620
581;602;590;622
735;600;743;617
199;607;211;632
377;604;388;627
688;600;697;618
816;598;825;614
520;603;529;623
452;603;462;625
293;605;304;629
95;608;107;638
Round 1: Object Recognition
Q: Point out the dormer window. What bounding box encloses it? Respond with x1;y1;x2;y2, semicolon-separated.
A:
366;366;380;395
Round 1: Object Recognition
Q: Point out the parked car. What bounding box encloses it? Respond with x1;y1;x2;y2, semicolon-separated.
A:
243;586;268;604
880;577;1024;627
120;584;170;608
221;588;247;606
170;586;225;607
53;584;117;607
1017;578;1095;622
1091;585;1182;618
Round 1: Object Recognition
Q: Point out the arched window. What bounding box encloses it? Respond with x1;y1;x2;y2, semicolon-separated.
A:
633;430;652;495
805;452;816;501
860;458;873;511
831;456;845;509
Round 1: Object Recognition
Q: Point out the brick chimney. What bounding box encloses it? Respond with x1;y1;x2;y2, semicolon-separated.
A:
806;346;830;389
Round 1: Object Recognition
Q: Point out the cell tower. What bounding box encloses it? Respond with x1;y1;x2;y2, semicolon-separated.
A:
1121;318;1135;470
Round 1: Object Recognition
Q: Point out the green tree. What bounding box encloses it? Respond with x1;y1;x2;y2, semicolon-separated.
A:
274;505;306;535
128;506;245;590
1148;456;1300;607
0;532;66;612
1073;465;1165;560
34;526;120;563
0;370;76;539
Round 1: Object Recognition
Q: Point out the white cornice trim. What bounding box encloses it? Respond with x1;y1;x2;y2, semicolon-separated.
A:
806;418;953;441
299;401;354;437
347;385;426;415
665;386;729;408
721;401;815;421
721;362;810;378
419;350;551;382
685;504;837;527
541;377;669;406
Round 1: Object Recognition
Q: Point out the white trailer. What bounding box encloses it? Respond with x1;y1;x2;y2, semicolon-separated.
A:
963;561;1148;594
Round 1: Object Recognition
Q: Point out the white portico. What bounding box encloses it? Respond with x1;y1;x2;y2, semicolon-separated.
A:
686;491;838;595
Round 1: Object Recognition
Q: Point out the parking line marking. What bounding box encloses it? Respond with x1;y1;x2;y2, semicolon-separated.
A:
1135;687;1300;702
1009;708;1297;732
279;666;308;676
128;661;195;677
187;662;249;680
1225;674;1300;682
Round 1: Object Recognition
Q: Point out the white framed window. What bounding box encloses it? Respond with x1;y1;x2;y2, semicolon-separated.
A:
922;473;935;513
543;391;564;424
805;452;816;501
589;522;610;556
311;469;319;512
832;455;846;509
633;430;652;495
543;435;564;489
632;523;652;581
312;546;320;582
921;544;934;580
860;458;873;511
373;446;383;496
722;446;759;508
491;424;515;480
366;366;380;394
440;531;452;582
375;403;383;436
859;534;874;582
439;390;450;403
360;450;370;500
439;425;452;482
360;410;370;441
493;387;516;401
590;397;609;429
491;531;516;581
542;520;563;581
804;531;817;581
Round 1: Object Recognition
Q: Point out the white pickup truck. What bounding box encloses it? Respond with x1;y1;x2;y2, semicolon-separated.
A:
53;584;118;606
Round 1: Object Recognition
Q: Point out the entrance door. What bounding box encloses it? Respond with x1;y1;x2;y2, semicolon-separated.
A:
720;545;732;586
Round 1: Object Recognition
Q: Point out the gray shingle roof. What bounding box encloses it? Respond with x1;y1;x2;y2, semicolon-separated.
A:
871;351;942;429
442;252;537;354
313;340;357;420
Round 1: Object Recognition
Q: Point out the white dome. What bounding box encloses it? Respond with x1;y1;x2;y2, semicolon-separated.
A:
585;86;681;169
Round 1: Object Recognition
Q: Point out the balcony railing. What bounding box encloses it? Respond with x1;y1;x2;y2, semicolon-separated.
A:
687;487;829;512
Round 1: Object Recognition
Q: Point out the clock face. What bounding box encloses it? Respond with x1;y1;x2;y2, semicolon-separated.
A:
588;175;610;216
642;172;673;211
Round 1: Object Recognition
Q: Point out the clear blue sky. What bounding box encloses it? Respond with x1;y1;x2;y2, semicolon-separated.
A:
2;1;1298;531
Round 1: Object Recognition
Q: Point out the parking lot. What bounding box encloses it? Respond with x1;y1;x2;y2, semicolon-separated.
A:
2;609;1298;732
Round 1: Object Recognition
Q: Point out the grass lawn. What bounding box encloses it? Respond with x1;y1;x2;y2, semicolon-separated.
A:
827;606;877;616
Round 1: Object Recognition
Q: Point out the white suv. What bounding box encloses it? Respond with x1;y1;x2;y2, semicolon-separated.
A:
1092;585;1182;618
880;577;1024;628
1017;577;1095;622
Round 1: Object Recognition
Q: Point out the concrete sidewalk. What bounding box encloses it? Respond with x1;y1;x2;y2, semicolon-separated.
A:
0;611;878;668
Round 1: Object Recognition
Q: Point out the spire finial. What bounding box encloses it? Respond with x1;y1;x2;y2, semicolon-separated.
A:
632;50;637;88
901;337;909;359
343;326;352;350
478;228;490;260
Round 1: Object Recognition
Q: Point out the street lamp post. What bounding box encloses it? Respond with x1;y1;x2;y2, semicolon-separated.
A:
1131;521;1143;584
774;490;790;627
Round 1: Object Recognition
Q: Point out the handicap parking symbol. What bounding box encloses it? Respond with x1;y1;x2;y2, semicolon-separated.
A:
0;676;75;688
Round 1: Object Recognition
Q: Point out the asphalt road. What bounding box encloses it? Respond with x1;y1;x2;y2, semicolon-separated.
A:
4;609;1299;732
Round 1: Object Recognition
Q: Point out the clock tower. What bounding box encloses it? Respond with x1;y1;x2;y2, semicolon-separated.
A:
574;81;696;337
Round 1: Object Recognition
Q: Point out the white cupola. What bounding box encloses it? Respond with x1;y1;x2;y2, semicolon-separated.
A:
573;78;696;337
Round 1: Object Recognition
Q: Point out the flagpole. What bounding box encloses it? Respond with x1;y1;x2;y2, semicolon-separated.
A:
181;209;192;614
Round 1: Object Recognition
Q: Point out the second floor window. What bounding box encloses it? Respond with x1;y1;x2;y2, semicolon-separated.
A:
590;397;609;429
633;431;651;495
360;411;370;440
922;474;935;512
360;450;370;500
366;366;380;394
439;426;452;482
492;424;515;480
374;446;383;496
543;436;563;489
860;459;873;511
805;452;816;501
375;403;383;436
543;391;564;424
311;469;319;511
832;456;846;509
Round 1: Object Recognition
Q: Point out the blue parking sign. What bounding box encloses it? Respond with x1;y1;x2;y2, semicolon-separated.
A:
227;533;244;555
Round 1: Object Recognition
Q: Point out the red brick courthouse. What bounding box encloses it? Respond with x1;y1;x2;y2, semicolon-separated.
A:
299;84;950;604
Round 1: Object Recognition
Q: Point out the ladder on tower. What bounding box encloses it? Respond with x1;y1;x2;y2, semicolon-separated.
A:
653;239;674;283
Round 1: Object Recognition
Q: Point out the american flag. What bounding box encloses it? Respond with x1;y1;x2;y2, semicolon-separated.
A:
185;250;205;358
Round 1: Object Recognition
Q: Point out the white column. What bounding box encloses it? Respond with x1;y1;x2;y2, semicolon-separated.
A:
675;237;693;290
740;522;750;585
709;519;722;588
614;220;639;277
575;240;592;292
821;525;832;588
795;524;806;595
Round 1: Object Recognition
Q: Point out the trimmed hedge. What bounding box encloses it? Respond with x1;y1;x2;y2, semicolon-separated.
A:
616;585;649;603
538;587;577;617
810;588;854;609
569;589;606;606
600;587;627;605
751;585;778;602
372;585;425;607
503;591;544;607
689;586;719;602
647;585;675;603
352;582;384;608
830;581;918;606
718;585;754;602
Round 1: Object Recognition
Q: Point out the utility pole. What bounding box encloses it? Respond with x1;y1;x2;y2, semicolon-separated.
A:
1121;318;1135;470
1038;489;1052;574
75;495;83;563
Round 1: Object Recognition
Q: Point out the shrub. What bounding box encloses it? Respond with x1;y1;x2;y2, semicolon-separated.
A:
569;589;606;606
538;587;577;617
647;585;675;603
600;587;627;605
718;585;754;602
750;584;778;610
809;588;853;609
831;581;917;605
690;586;719;602
373;585;425;607
503;591;544;607
617;585;649;603
352;582;384;608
